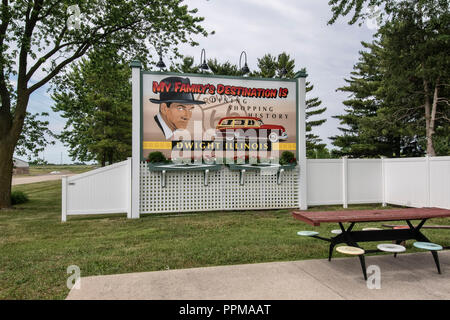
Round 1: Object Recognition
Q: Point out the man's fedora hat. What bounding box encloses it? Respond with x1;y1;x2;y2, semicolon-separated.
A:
149;76;205;105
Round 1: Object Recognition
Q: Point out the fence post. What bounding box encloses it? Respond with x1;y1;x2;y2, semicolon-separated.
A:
126;157;132;218
61;176;67;222
130;60;141;219
342;156;348;208
297;75;308;210
381;156;386;207
425;155;431;207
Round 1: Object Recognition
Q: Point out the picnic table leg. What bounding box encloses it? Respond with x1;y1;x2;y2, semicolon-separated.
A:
327;223;354;261
328;243;335;261
347;236;368;280
414;235;442;274
358;255;368;281
431;251;442;274
408;219;442;274
345;230;367;281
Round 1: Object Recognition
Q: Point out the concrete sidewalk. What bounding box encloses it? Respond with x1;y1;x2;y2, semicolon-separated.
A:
66;251;450;300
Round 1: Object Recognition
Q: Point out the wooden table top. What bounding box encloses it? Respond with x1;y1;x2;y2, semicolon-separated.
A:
292;207;450;226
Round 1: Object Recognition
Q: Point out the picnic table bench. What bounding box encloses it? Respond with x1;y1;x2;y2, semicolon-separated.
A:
292;207;450;280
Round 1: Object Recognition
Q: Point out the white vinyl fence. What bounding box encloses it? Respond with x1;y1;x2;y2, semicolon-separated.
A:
61;158;131;222
384;156;450;209
306;158;383;206
62;156;450;221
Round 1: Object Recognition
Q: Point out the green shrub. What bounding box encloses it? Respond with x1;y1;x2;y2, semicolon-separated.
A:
11;191;29;205
280;151;296;165
147;151;168;163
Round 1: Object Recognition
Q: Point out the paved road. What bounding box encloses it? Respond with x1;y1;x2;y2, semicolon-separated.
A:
12;174;76;186
66;251;450;300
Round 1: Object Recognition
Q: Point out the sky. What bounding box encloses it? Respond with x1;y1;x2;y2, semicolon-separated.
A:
20;0;378;164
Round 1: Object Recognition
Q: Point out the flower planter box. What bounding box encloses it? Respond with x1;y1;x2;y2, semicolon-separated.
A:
227;163;297;185
147;162;222;187
227;163;297;172
147;162;222;172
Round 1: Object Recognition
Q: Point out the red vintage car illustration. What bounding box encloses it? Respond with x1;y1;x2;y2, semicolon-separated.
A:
215;116;288;142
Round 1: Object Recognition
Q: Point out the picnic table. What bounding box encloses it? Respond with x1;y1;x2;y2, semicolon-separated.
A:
292;207;450;280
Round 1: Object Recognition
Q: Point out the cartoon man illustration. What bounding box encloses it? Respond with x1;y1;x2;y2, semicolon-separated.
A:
150;77;205;140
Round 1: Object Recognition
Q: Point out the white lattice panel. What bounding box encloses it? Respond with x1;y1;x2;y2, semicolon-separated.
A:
140;162;299;214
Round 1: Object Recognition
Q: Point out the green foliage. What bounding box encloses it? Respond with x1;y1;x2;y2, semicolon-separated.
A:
170;56;200;74
280;151;296;165
330;41;407;158
254;53;328;155
207;58;241;76
10;191;29;205
52;49;133;166
328;0;397;25
15;112;55;161
0;0;210;207
253;52;296;78
172;56;241;76
331;0;449;157
28;159;49;166
147;151;168;163
307;146;335;159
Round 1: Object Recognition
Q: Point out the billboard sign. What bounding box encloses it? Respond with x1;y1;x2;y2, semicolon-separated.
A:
141;72;297;163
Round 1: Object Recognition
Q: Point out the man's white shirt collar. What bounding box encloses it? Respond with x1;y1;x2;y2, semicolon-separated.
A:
157;112;174;139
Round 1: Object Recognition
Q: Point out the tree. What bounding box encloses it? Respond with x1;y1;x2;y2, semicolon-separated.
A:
171;56;241;76
328;0;398;25
376;1;449;156
305;82;327;156
170;56;200;74
330;41;407;157
52;49;132;166
307;146;335;159
330;0;449;157
0;1;209;208
206;58;240;76
255;53;327;156
253;52;295;78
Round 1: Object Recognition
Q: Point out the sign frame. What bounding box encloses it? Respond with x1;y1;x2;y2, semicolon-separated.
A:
139;70;300;162
130;61;308;219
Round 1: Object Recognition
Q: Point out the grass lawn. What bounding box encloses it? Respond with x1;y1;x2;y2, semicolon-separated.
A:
19;164;98;176
1;180;449;299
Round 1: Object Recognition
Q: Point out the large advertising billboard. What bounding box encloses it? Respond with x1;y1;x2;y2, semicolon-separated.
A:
141;72;297;162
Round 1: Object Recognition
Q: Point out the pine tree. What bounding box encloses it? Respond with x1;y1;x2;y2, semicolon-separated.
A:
330;41;404;157
255;53;328;156
329;0;449;157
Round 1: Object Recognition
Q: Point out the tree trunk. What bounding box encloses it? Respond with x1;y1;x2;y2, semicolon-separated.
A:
108;150;114;166
0;140;14;209
427;81;439;157
423;79;436;156
395;137;401;158
0;94;30;208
